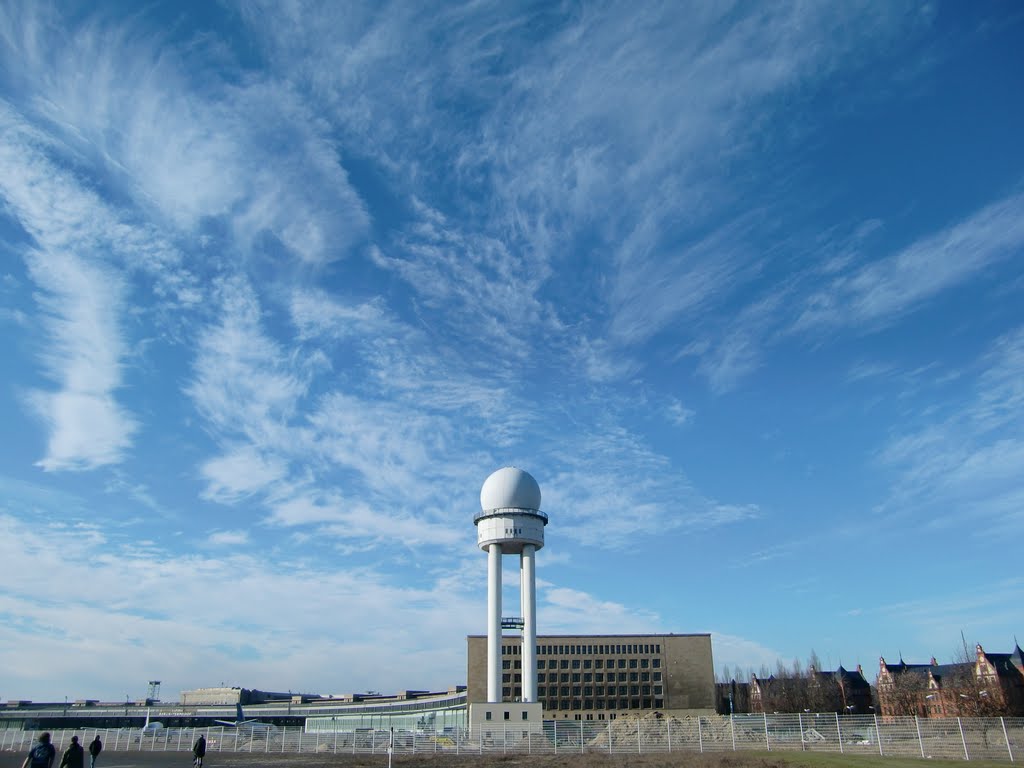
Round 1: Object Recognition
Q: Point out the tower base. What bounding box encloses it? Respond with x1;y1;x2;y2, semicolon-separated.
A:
468;702;543;738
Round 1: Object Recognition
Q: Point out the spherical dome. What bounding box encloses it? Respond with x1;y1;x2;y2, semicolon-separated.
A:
480;467;541;512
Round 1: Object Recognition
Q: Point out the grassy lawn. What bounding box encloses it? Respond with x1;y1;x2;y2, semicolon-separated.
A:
748;751;1008;768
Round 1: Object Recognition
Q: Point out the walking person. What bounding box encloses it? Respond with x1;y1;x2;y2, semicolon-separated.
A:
192;734;206;768
21;732;56;768
58;736;84;768
87;736;102;768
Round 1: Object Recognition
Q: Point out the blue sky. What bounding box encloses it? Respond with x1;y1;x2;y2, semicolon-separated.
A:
1;1;1022;703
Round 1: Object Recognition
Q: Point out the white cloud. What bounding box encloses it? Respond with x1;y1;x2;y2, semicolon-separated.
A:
666;399;695;426
187;276;308;442
290;288;392;341
877;326;1024;531
709;632;785;677
0;2;368;266
542;427;759;547
19;246;136;471
795;192;1024;333
0;511;482;700
200;445;290;503
877;578;1024;646
540;586;660;635
205;529;251;546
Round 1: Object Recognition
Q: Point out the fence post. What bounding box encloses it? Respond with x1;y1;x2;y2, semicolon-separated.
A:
732;714;737;751
608;721;612;754
874;715;883;756
799;713;805;751
668;715;672;752
698;716;704;753
764;713;770;751
580;720;584;754
638;718;642;754
1001;717;1014;762
836;712;844;754
553;720;557;754
958;718;969;761
915;715;925;758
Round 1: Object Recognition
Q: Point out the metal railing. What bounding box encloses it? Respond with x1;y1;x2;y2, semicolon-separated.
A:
2;714;1021;760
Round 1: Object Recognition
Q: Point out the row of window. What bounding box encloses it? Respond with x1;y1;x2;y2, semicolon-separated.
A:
538;685;662;697
483;710;530;721
502;671;662;684
502;658;661;670
484;711;630;722
501;643;662;656
540;699;664;711
501;684;666;706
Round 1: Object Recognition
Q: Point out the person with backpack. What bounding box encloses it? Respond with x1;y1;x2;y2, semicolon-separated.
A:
58;736;84;768
21;732;56;768
192;734;206;768
87;736;102;768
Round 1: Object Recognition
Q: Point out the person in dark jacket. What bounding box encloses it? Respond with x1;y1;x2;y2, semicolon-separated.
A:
87;737;102;768
22;732;56;768
192;734;206;768
58;736;84;768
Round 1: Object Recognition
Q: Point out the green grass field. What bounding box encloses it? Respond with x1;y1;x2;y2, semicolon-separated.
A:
711;751;1008;768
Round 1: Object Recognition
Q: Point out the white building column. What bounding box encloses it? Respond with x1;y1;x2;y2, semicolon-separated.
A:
521;544;537;702
487;542;502;703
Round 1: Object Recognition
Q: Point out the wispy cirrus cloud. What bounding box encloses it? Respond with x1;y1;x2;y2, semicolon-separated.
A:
682;188;1024;393
540;584;660;635
186;276;309;443
23;250;136;471
0;108;140;470
200;444;290;504
0;1;368;266
877;577;1024;645
877;326;1024;531
542;425;759;547
205;529;250;547
794;192;1024;334
237;3;930;379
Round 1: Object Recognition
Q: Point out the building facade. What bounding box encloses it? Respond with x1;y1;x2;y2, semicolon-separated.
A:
877;644;1024;717
467;633;715;719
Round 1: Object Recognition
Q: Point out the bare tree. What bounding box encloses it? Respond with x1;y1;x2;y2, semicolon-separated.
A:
945;645;1006;717
880;669;928;716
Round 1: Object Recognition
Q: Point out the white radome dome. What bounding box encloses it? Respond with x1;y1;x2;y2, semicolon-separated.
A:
480;467;541;512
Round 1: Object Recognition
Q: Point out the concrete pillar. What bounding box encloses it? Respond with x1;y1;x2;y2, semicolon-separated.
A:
487;542;502;703
521;544;537;702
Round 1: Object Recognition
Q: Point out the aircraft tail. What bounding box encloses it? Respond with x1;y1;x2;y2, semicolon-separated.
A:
236;703;245;724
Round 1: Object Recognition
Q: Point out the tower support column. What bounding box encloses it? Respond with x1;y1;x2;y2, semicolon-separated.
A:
521;544;537;702
487;542;502;703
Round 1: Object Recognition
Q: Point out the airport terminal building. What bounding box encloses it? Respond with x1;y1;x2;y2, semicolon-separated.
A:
467;633;715;719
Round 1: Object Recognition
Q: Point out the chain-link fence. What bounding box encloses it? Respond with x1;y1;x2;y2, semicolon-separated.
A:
2;714;1021;760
